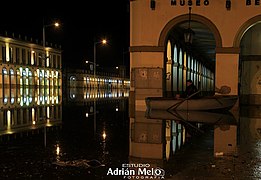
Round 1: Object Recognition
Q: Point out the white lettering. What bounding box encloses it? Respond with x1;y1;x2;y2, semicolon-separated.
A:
107;168;135;176
138;168;147;175
107;168;113;175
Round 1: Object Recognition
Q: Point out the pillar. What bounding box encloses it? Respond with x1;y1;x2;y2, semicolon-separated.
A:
215;48;240;96
129;48;165;113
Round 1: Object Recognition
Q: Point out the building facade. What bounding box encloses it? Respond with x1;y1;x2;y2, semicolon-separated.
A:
130;1;261;111
129;0;261;160
64;68;130;90
0;33;62;134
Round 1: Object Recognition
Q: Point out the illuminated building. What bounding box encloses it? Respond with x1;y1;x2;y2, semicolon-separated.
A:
129;1;261;160
0;33;62;135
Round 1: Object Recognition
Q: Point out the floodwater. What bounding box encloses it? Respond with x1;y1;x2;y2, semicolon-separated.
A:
0;89;261;179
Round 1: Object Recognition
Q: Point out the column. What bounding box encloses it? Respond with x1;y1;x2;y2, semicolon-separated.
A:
215;52;239;95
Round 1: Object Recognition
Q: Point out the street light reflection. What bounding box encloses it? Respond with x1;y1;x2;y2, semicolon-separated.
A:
102;131;107;141
101;39;107;44
56;144;60;156
54;22;60;27
93;38;107;136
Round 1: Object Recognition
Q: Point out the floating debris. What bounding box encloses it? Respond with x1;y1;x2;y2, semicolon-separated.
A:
215;152;224;156
52;159;104;168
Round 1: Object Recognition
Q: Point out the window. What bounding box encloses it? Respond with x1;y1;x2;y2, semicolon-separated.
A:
57;55;61;68
16;47;20;64
173;45;178;63
2;68;8;104
53;55;57;68
27;50;31;65
22;49;26;65
9;47;13;63
2;46;6;63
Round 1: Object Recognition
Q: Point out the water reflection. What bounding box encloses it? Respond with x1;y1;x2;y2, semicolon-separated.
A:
68;88;129;102
0;87;62;137
129;106;261;179
146;109;237;125
0;88;129;179
144;109;238;158
3;87;261;179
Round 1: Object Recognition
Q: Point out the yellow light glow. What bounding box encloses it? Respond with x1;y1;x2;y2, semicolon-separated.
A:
54;22;59;27
5;43;10;62
102;39;107;44
102;131;107;140
7;110;11;130
56;144;60;155
31;54;34;65
47;106;50;119
32;108;35;123
46;53;50;67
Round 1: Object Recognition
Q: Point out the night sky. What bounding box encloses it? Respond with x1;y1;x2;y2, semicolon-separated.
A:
0;1;130;71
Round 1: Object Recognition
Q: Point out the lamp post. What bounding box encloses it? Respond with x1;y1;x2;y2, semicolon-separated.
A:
93;39;107;89
42;20;59;148
93;39;107;136
42;21;59;67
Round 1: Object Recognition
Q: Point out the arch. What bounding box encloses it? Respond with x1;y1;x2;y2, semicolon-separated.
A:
159;14;222;48
70;76;77;81
234;15;261;47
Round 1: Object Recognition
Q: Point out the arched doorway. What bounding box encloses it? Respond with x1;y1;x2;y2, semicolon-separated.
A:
160;14;220;97
239;23;261;105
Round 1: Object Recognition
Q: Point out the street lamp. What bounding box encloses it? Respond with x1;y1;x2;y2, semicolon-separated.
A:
42;21;60;67
93;38;107;136
184;7;195;45
94;39;107;89
42;20;59;148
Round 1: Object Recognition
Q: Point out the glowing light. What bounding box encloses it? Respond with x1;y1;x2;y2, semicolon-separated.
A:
47;106;50;119
3;98;8;104
7;110;11;130
102;131;107;140
32;108;35;123
56;144;60;155
102;39;107;44
5;43;10;62
10;97;14;104
54;22;60;27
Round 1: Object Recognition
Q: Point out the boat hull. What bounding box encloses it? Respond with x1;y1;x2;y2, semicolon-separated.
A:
145;109;237;125
145;95;238;111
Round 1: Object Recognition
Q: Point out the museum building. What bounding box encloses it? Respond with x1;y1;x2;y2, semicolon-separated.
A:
130;0;261;112
129;0;261;160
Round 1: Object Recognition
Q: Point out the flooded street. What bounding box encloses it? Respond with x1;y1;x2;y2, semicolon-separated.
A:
164;106;261;179
0;89;130;179
1;89;261;179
